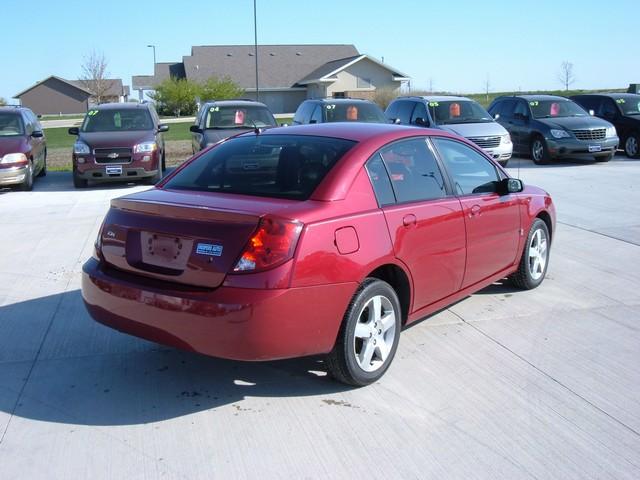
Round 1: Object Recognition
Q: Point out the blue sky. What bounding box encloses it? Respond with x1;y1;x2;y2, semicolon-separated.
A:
2;0;637;101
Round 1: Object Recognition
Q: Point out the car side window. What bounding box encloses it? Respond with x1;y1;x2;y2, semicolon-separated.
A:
22;112;34;134
396;101;415;124
513;100;529;119
500;99;516;119
310;105;322;124
385;101;399;121
433;138;500;196
599;98;618;117
379;137;447;203
410;102;428;125
365;153;396;206
488;100;502;117
293;102;314;124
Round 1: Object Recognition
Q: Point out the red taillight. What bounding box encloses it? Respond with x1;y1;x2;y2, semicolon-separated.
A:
233;216;303;273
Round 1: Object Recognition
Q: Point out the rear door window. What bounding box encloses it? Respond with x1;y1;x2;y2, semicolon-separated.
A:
310;105;323;124
365;153;396;206
163;134;356;200
396;101;416;124
410;102;429;125
293;102;315;124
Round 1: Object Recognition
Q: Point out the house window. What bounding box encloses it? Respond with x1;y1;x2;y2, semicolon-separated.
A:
333;92;346;98
357;76;372;88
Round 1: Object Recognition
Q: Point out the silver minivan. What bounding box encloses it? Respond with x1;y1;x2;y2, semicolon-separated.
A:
386;96;513;166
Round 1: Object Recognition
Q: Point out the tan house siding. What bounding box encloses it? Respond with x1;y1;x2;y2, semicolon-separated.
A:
18;77;90;115
326;58;402;98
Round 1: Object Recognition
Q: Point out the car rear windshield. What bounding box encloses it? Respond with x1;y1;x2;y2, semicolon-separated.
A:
0;113;24;136
163;134;356;200
529;100;588;118
205;105;276;129
81;109;154;132
615;97;640;115
323;103;387;123
428;100;493;125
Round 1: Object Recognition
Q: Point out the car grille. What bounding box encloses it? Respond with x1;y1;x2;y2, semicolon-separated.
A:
572;129;606;141
94;147;133;164
468;136;501;149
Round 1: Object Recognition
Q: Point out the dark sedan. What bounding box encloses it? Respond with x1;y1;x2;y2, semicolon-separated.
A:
190;100;277;153
488;95;618;164
571;93;640;158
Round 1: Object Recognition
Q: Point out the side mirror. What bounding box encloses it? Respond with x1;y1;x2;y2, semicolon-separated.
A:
68;127;79;135
31;130;44;138
158;124;169;133
494;113;500;120
499;177;524;194
414;117;430;127
309;119;317;124
280;123;288;127
189;125;202;133
589;109;595;116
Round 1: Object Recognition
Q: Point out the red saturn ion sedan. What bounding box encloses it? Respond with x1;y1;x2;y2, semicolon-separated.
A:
82;123;555;386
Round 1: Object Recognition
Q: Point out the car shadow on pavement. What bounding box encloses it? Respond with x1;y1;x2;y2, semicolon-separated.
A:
0;291;351;427
14;170;178;193
507;153;629;170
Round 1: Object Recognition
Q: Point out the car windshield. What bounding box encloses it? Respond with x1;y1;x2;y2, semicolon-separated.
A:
163;134;356;200
81;109;154;132
205;106;277;129
615;97;640;115
428;100;494;125
323;103;387;123
529;100;588;118
0;113;25;136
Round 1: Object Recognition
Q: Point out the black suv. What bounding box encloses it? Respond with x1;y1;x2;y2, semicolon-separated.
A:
570;93;640;158
69;103;168;188
488;95;619;164
0;106;46;191
190;100;277;153
293;98;387;125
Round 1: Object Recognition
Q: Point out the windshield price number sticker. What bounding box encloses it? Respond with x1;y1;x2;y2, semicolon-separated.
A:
428;102;439;107
209;106;220;112
529;101;539;107
88;110;98;116
616;98;625;104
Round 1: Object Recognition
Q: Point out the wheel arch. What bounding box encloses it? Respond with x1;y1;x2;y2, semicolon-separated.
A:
536;210;553;241
365;263;412;325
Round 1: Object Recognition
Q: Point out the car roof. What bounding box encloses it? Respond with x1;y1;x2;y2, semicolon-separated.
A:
0;106;28;114
572;92;640;99
260;121;450;142
307;98;377;104
92;103;152;111
509;94;570;101
203;100;269;108
397;95;473;102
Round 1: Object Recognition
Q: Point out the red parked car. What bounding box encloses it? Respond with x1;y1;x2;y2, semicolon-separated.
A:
82;123;555;386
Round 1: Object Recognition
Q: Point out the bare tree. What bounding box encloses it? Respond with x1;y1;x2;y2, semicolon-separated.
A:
79;50;114;104
0;97;7;106
558;61;576;91
428;78;434;93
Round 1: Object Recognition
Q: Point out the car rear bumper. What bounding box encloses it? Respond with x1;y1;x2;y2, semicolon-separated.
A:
0;165;27;186
81;258;356;361
547;136;619;158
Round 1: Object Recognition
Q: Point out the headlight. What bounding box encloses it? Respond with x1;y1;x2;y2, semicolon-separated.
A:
501;133;512;145
606;125;617;137
133;142;157;154
74;141;91;155
550;129;571;139
0;153;28;165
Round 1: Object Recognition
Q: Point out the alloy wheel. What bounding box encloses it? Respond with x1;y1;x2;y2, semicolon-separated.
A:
532;140;544;162
353;295;397;372
625;136;638;157
528;228;548;281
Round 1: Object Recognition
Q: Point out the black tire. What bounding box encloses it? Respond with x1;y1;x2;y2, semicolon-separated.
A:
530;135;551;165
510;218;550;290
37;150;47;177
73;174;88;189
623;133;639;158
161;150;166;171
595;152;614;162
18;160;34;191
326;278;401;386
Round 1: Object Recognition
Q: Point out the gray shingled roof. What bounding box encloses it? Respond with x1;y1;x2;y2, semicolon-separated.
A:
297;54;411;84
182;44;359;89
14;75;92;98
71;78;125;97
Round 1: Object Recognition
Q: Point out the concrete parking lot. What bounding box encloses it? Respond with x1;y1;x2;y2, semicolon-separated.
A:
0;155;638;479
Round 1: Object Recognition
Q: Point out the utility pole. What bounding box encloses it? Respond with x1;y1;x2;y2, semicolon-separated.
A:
147;45;156;72
253;0;259;102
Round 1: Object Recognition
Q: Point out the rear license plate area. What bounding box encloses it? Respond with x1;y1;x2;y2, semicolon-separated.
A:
106;165;123;175
140;232;193;269
588;145;602;153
